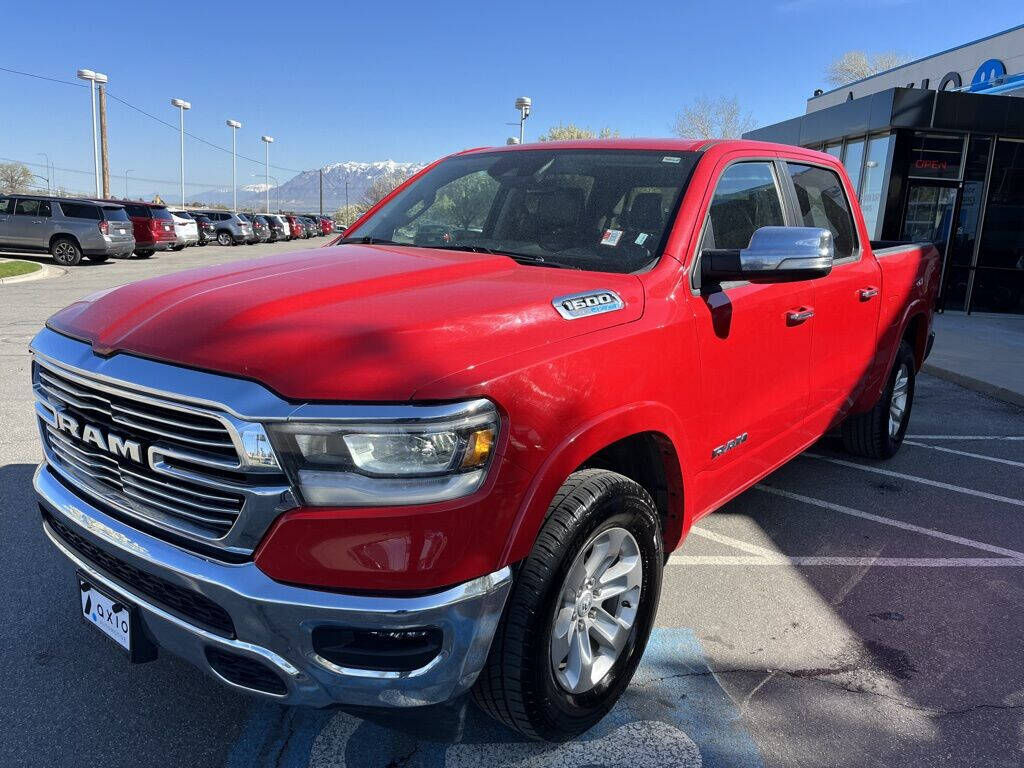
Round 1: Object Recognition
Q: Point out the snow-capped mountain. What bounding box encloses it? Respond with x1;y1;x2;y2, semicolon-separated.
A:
186;161;422;212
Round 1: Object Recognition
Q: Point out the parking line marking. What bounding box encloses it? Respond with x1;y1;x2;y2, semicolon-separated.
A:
689;526;779;558
803;453;1024;507
904;440;1024;468
667;555;1024;566
906;435;1024;441
757;485;1024;558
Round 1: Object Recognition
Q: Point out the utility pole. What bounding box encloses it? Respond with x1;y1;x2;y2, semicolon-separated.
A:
345;179;349;217
319;169;323;216
99;82;110;198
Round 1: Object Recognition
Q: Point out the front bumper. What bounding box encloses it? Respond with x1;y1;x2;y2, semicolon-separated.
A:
34;462;512;708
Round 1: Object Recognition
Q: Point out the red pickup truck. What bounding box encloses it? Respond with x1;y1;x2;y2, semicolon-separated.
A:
30;139;939;740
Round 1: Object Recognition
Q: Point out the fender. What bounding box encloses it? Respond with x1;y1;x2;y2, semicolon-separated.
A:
852;296;931;414
500;401;693;566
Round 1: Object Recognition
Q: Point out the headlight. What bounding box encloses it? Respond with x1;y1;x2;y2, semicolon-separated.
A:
266;399;499;506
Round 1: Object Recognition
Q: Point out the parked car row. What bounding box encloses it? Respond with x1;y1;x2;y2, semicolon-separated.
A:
0;193;338;266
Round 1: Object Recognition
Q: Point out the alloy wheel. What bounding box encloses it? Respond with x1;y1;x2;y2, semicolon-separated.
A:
889;364;910;439
550;526;643;694
53;242;78;264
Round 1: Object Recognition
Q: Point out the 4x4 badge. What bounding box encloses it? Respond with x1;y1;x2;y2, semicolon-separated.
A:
552;290;624;320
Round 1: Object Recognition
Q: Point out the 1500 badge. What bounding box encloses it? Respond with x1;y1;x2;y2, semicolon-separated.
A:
552;290;624;320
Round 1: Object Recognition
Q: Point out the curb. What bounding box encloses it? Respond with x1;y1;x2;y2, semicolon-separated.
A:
0;261;65;285
922;363;1024;409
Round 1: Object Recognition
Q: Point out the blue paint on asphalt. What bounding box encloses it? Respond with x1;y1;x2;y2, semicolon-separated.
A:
225;628;764;767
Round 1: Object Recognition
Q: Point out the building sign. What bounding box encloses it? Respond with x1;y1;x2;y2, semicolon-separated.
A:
807;25;1024;112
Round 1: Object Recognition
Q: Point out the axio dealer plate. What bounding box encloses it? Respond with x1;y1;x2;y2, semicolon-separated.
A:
79;578;132;652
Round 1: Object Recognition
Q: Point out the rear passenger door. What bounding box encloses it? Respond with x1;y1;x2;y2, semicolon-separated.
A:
689;156;815;512
782;161;882;432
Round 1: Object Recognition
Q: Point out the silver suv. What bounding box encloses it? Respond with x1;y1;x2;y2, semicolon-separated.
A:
0;196;136;266
192;211;252;246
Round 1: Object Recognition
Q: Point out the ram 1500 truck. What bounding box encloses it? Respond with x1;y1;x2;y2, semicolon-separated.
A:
30;139;939;741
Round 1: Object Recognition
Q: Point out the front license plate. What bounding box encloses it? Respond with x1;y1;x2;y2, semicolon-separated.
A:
79;577;133;652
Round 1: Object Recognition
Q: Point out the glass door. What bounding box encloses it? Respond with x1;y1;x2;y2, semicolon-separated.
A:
901;182;959;309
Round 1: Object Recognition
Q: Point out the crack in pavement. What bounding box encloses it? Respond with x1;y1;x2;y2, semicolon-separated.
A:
643;666;1024;718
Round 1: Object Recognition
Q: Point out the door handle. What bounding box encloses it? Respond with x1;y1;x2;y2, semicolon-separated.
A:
858;287;879;300
787;307;815;324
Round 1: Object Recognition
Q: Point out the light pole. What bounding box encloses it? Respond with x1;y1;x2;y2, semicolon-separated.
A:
171;98;191;207
37;153;51;193
226;119;242;212
124;169;134;199
515;96;532;144
261;136;274;214
77;69;107;197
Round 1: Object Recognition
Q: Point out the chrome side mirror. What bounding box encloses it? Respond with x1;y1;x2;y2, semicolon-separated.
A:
702;226;834;284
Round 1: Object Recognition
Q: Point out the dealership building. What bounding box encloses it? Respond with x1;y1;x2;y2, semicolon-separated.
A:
747;25;1024;315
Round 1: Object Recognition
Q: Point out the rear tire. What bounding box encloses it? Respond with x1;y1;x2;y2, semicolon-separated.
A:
842;340;916;460
50;237;82;266
217;232;233;246
472;469;663;741
85;254;109;264
171;244;185;252
134;250;153;259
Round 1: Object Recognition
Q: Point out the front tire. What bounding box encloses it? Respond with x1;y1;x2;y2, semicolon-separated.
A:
217;232;233;247
50;237;82;266
842;340;916;459
473;469;663;741
134;250;153;259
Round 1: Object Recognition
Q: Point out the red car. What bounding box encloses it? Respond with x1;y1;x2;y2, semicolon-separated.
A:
31;139;939;739
121;201;177;258
284;214;303;239
316;216;334;236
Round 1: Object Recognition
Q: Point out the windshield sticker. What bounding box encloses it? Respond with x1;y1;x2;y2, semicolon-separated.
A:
662;156;681;164
635;232;649;245
601;229;623;247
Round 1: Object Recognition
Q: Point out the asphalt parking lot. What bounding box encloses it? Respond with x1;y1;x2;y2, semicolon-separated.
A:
1;244;1023;767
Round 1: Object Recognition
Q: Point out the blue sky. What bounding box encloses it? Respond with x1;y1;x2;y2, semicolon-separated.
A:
2;0;1023;200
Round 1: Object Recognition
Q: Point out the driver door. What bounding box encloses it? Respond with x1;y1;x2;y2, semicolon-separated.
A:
689;156;814;515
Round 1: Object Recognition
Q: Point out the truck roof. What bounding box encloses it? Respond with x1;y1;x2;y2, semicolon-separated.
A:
458;138;806;155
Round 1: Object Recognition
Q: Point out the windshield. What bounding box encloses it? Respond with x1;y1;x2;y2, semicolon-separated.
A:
346;149;699;273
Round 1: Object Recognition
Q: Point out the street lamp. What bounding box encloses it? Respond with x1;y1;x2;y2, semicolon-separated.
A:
124;169;134;199
171;98;191;207
226;120;242;212
261;136;274;214
515;96;532;144
36;153;51;193
77;69;107;197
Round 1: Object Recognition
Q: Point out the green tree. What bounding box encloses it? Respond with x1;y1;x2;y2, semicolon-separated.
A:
538;123;620;141
361;170;412;210
435;173;497;229
333;203;363;226
0;162;34;194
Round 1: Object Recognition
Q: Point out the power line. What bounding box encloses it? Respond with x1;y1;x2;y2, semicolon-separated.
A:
0;65;303;175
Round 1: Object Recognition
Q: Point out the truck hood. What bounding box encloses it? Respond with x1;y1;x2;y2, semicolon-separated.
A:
48;244;645;401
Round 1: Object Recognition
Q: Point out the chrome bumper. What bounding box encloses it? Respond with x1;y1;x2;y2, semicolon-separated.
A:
34;462;512;708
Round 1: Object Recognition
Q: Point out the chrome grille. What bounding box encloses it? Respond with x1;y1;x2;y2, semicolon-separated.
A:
33;359;265;544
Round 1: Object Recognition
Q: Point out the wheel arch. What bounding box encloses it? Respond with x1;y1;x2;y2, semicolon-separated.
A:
501;403;689;566
902;310;930;370
49;232;81;252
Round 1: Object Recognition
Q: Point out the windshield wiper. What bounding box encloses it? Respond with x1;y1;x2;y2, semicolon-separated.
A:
337;235;401;245
427;244;575;269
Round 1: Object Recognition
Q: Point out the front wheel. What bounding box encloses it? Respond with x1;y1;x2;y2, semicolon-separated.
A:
842;340;916;459
217;232;233;246
473;469;663;741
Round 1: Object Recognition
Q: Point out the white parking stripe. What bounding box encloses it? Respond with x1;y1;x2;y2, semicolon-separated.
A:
667;555;1024;566
904;440;1024;468
757;485;1024;558
906;435;1024;441
688;526;779;558
803;453;1024;507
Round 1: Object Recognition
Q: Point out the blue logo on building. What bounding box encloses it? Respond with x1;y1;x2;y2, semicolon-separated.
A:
971;59;1007;90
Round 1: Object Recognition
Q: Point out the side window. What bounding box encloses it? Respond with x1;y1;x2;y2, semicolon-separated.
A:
124;204;147;218
700;162;785;251
15;199;42;216
0;199;12;214
786;164;857;260
61;203;101;220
